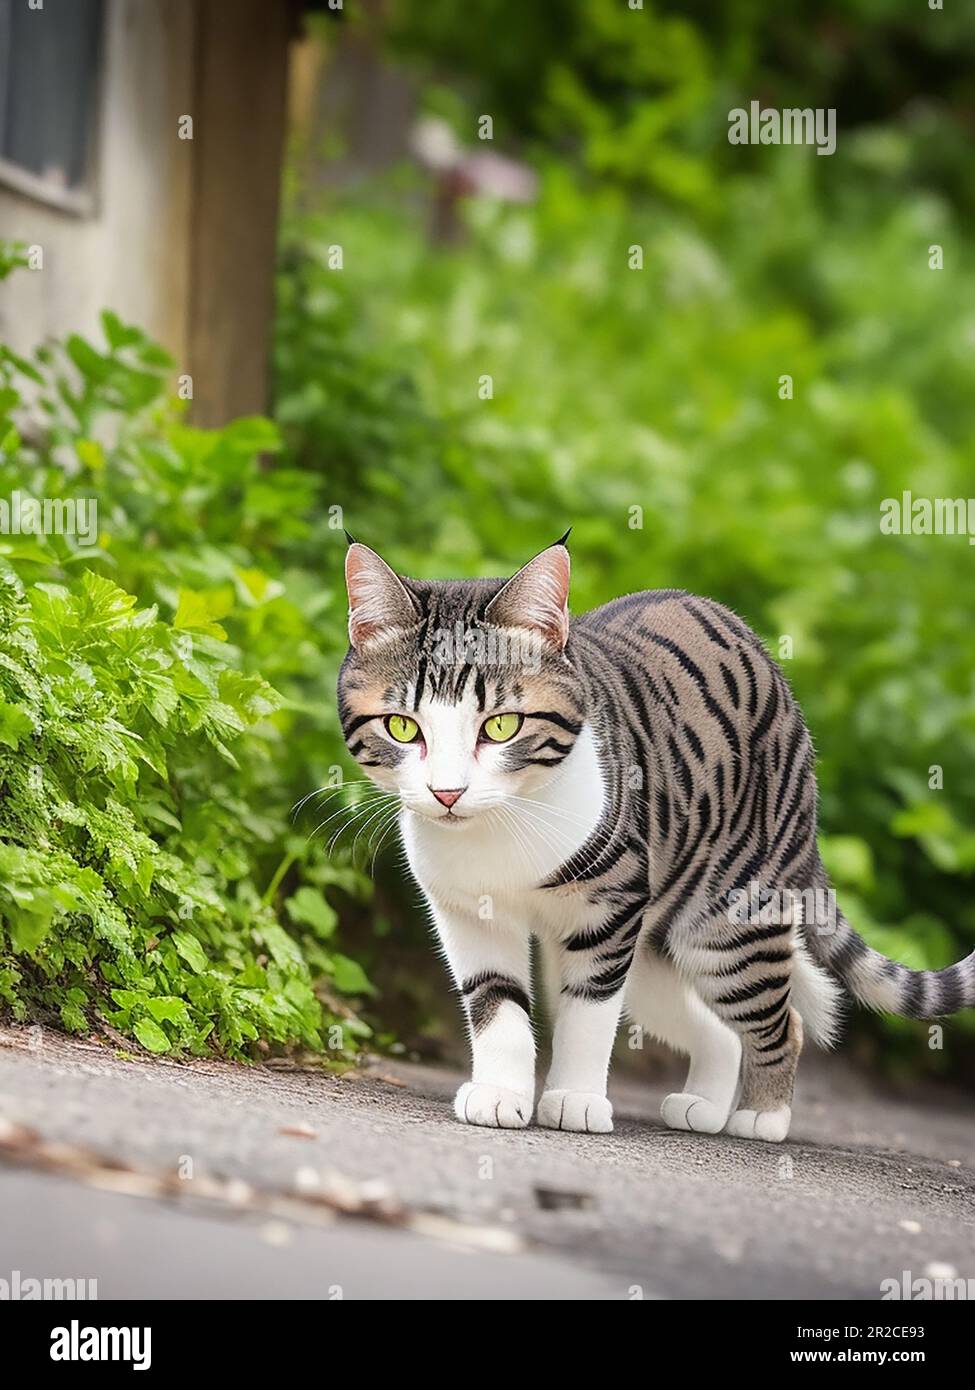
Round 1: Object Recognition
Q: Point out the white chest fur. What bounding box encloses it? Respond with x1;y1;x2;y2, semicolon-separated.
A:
400;725;607;939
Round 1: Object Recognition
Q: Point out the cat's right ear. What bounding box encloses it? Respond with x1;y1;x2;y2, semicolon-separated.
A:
345;543;419;650
484;539;571;651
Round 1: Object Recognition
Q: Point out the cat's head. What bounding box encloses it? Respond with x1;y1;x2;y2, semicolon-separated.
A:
337;537;585;826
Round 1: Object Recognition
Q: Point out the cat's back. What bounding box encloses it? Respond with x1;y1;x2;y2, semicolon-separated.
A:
572;588;798;737
574;587;766;659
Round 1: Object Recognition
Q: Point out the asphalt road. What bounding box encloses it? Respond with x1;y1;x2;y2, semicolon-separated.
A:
0;1028;972;1299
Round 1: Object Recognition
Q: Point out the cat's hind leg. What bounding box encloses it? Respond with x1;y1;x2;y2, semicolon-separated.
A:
625;952;741;1135
723;1007;802;1142
676;919;802;1143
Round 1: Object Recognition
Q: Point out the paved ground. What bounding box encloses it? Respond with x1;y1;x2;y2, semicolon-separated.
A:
0;1027;972;1299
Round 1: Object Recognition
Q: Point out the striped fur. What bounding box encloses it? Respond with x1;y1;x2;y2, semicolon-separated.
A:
338;541;974;1141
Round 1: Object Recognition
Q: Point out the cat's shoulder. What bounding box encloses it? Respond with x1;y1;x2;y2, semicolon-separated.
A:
576;589;762;646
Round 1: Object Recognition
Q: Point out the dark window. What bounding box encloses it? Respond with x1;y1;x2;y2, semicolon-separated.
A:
0;0;104;209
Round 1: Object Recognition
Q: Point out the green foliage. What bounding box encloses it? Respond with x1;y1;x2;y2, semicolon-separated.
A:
276;115;975;1072
387;0;975;214
0;297;374;1059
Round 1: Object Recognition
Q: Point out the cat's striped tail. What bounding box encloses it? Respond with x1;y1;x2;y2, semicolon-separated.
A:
804;911;975;1020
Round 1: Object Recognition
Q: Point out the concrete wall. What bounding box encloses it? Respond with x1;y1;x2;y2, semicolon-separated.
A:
0;0;295;425
0;0;195;373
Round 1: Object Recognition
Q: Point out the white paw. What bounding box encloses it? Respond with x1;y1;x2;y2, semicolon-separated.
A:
725;1105;792;1143
536;1090;613;1133
660;1092;728;1134
453;1082;532;1129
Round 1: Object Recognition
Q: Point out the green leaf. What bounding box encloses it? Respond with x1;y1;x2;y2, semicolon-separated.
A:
0;700;34;749
819;835;874;891
330;954;374;997
285;886;337;939
100;310;144;351
65;334;110;383
60;1000;88;1032
9;909;54;954
76;438;106;473
173;587;233;639
170;930;209;974
259;923;305;974
133;1018;172;1053
146;996;190;1024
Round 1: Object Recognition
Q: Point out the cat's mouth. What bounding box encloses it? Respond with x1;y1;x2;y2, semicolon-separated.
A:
410;805;473;826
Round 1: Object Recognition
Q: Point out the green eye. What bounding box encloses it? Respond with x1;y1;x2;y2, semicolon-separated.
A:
481;712;523;743
386;714;421;744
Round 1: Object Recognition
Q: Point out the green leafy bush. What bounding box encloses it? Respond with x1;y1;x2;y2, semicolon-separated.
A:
0;264;374;1059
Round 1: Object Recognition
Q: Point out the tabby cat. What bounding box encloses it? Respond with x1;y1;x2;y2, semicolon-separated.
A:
337;536;974;1142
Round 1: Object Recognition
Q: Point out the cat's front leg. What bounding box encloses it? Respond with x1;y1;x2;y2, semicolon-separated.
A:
537;941;623;1133
433;906;535;1129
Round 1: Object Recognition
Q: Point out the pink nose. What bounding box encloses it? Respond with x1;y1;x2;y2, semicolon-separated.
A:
431;787;465;808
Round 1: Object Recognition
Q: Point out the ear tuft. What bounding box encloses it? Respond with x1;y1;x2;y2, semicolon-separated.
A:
484;543;571;651
345;544;418;649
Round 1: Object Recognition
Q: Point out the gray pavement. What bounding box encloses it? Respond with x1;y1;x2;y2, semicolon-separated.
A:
0;1028;972;1299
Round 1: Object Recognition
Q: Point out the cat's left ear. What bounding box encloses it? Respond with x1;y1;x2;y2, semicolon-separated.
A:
484;533;571;651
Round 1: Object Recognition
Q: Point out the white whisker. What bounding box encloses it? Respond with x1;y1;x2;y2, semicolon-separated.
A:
500;797;606;883
315;792;397;851
368;806;403;877
292;777;379;820
321;800;395;850
350;797;402;862
490;802;541;884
